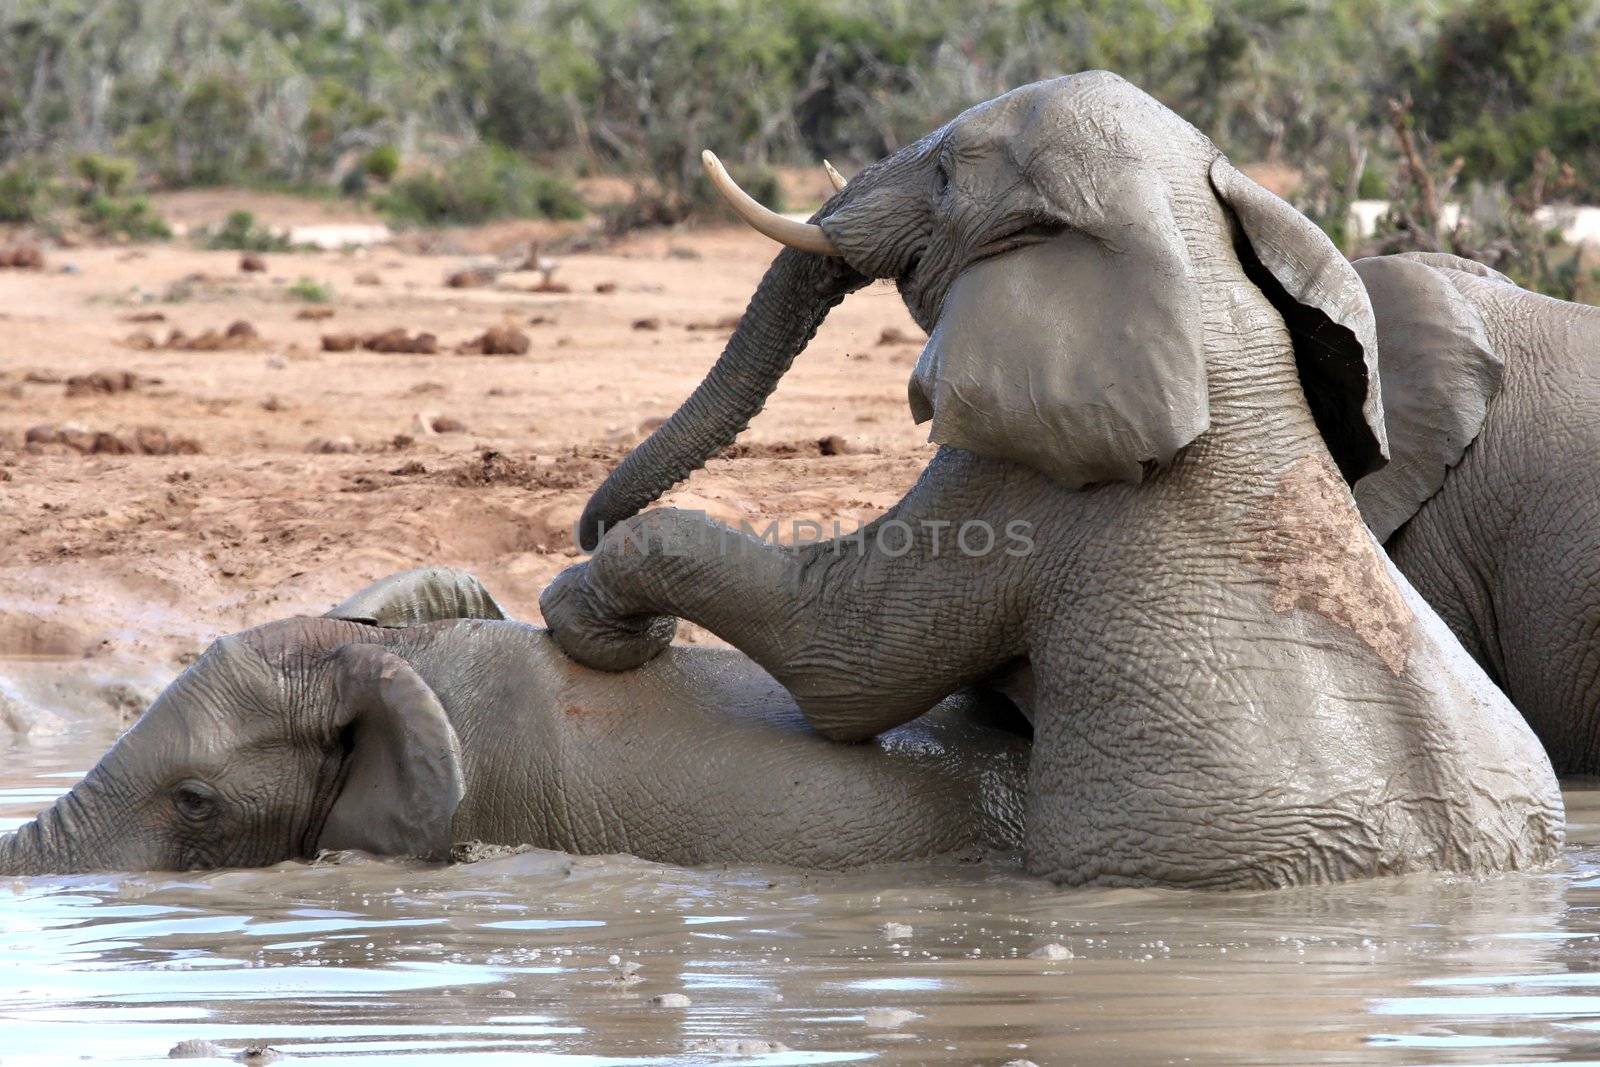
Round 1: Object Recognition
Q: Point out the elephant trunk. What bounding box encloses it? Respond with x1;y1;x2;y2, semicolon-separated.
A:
576;247;866;550
0;799;77;876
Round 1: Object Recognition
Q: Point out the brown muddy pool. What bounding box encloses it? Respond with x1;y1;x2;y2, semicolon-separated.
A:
5;729;1600;1064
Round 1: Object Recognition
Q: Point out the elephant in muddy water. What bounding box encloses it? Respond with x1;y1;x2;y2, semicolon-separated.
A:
543;71;1563;889
0;568;1028;876
1352;252;1600;773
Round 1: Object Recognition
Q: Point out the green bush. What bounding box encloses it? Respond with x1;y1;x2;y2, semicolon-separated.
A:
80;193;172;240
0;161;58;224
206;210;290;252
361;145;401;183
376;145;584;227
287;276;333;302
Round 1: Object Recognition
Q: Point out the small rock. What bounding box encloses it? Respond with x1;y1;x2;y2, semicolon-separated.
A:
430;415;466;434
650;993;692;1008
631;317;661;331
877;325;921;346
296;307;336;321
168;1039;223;1059
239;252;268;273
261;395;285;412
123;311;167;323
490;988;517;998
446;266;497;288
308;435;357;454
354;270;382;286
237;1047;281;1066
1028;942;1074;961
880;922;913;940
817;434;851;456
863;1007;920;1029
686;1039;788;1055
594;281;618;294
457;324;530;356
322;332;361;352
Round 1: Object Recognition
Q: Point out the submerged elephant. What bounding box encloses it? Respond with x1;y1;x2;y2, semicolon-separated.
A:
0;569;1028;876
543;71;1562;889
1352;252;1600;773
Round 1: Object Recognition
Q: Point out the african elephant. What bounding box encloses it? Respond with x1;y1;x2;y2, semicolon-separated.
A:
543;71;1563;889
1352;251;1600;773
0;568;1027;875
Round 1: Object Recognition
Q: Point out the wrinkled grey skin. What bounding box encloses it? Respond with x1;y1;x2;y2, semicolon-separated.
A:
1353;252;1600;773
0;569;1027;876
545;72;1562;889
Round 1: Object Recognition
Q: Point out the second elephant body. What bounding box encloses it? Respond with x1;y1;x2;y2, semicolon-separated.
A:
1355;253;1600;773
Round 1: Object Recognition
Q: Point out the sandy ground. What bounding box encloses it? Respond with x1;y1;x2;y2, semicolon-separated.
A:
0;206;932;732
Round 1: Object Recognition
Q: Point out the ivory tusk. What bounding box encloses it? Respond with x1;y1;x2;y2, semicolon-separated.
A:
822;159;848;193
701;150;839;256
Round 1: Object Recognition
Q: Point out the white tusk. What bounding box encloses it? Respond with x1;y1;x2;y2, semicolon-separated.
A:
822;159;848;193
701;150;839;256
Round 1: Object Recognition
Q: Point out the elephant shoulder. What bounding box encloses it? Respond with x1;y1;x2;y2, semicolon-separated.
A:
1351;255;1505;542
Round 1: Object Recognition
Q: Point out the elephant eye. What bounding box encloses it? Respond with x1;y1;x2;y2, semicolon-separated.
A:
934;162;951;196
172;781;220;823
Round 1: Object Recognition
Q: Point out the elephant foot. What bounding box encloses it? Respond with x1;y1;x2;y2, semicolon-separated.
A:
540;563;677;672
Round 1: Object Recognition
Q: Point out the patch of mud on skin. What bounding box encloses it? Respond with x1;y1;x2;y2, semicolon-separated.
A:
1251;455;1415;675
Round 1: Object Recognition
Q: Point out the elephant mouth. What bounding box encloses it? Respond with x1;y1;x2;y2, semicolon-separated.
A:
969;221;1065;265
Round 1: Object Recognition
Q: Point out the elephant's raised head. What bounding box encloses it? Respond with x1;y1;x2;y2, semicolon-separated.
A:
0;569;501;875
578;71;1387;548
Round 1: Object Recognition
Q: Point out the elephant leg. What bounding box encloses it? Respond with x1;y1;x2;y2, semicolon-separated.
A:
542;449;1034;740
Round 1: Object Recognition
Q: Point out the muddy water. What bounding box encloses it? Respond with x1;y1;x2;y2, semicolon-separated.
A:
5;732;1600;1065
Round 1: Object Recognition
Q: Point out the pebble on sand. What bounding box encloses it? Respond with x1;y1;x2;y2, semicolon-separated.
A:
863;1006;921;1029
1027;942;1075;961
650;992;692;1008
168;1040;223;1059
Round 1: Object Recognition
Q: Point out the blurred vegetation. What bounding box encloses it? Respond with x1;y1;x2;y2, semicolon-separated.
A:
0;0;1595;293
204;210;290;252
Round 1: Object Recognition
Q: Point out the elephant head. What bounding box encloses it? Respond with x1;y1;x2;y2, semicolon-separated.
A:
0;569;501;875
577;70;1388;549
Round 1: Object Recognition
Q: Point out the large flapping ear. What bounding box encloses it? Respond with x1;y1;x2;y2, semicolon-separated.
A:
1351;255;1503;541
326;566;507;628
317;644;464;860
908;173;1209;488
1210;157;1388;483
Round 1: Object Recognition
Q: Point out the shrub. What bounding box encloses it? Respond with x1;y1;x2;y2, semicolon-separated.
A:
80;193;172;240
376;145;583;227
0;161;59;225
287;276;333;303
361;145;401;183
206;211;290;252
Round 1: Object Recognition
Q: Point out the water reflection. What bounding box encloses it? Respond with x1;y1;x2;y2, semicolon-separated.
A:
4;732;1600;1063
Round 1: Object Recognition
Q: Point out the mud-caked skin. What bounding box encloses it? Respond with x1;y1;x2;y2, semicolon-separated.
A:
0;570;1028;876
545;72;1563;889
1353;252;1600;774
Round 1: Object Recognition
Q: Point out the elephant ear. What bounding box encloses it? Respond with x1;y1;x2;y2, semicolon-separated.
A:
1351;255;1503;541
1393;250;1515;286
326;567;506;628
908;172;1209;488
1210;157;1388;483
317;644;464;860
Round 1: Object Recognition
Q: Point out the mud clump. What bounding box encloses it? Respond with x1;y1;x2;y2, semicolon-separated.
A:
324;328;438;354
238;252;267;273
452;840;535;863
687;314;741;332
65;370;159;397
450;448;612;491
0;243;45;270
878;325;922;346
457;325;530;355
446;266;497;288
137;320;264;352
24;423;201;455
